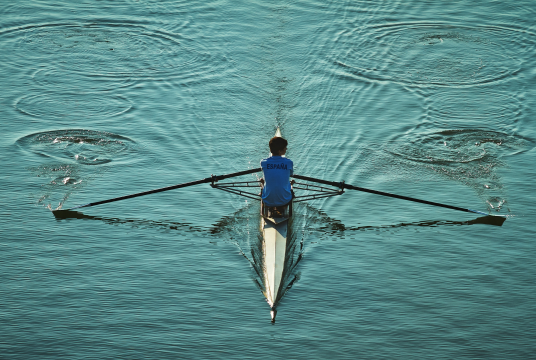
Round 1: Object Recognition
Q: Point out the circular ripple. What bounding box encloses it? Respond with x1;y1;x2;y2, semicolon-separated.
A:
387;129;530;164
16;129;138;165
0;22;214;85
383;129;532;212
32;67;134;91
333;22;534;87
15;93;132;119
426;90;522;130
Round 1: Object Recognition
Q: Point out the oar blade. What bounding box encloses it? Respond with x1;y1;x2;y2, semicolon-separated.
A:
52;209;92;220
467;215;507;227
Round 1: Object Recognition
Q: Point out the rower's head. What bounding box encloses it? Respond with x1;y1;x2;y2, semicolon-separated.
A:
269;136;287;156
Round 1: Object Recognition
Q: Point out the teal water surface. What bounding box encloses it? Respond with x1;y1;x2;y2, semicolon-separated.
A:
1;0;535;359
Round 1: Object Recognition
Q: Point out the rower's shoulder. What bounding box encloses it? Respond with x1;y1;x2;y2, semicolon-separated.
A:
261;156;293;163
282;157;293;165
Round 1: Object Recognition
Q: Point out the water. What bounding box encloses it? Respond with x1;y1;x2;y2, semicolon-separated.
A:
1;0;535;358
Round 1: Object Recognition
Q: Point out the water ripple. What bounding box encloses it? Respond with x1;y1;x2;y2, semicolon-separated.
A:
16;129;141;209
382;129;532;212
15;93;132;119
425;89;522;131
386;129;531;164
31;67;134;91
0;22;217;87
16;129;139;166
332;22;535;87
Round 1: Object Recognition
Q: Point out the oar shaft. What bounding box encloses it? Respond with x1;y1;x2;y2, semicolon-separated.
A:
70;167;262;210
292;174;487;215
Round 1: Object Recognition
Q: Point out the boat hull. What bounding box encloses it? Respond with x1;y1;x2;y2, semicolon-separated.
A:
260;126;292;321
261;216;288;308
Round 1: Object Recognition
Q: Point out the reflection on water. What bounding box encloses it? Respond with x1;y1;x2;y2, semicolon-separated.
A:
300;203;506;239
315;214;506;234
53;200;505;323
54;203;306;321
53;208;206;233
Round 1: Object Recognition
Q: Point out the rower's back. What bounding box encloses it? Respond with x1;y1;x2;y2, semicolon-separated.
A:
261;135;293;207
261;156;293;206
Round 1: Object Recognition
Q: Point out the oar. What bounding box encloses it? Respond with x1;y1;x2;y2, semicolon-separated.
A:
292;174;494;217
53;167;262;215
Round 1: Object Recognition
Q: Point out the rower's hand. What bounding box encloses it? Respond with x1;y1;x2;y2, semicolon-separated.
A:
290;180;295;186
260;178;265;185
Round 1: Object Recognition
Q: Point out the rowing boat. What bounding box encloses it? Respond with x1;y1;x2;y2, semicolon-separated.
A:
52;127;506;322
206;128;341;321
260;128;292;322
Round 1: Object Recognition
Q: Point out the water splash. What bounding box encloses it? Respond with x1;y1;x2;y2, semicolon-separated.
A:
16;129;140;209
375;129;532;213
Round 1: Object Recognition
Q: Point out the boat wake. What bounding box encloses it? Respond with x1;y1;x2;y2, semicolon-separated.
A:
212;203;307;317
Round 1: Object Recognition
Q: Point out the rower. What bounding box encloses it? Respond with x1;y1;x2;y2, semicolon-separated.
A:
260;135;294;217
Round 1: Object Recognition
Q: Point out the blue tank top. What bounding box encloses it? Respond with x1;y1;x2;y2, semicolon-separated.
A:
260;156;294;207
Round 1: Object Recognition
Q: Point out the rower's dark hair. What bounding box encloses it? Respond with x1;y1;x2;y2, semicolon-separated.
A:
269;136;287;155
